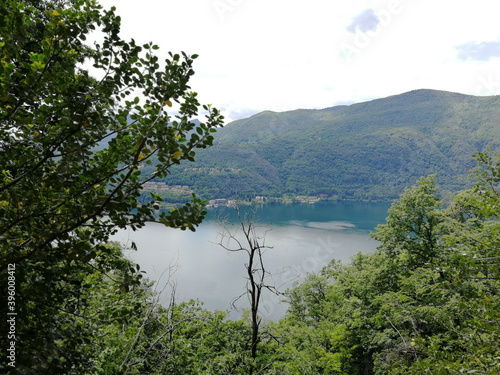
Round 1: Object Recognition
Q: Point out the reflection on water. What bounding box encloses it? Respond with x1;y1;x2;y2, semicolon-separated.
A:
303;221;356;230
111;201;390;321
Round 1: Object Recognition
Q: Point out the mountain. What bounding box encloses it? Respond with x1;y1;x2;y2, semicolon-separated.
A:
153;89;500;201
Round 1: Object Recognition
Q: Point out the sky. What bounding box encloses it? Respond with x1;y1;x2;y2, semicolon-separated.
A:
99;0;500;123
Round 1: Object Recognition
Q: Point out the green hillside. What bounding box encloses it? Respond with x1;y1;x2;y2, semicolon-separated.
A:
149;89;500;201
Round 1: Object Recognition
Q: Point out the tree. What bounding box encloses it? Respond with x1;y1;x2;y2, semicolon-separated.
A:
279;176;448;374
218;207;282;374
274;163;500;374
410;153;500;374
0;0;223;372
371;175;443;269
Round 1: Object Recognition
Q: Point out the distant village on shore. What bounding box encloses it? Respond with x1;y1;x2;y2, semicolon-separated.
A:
142;181;324;208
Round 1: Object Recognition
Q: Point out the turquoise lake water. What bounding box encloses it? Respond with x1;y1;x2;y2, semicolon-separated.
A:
112;201;391;320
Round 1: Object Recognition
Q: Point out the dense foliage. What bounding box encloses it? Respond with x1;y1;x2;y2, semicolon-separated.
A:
277;154;500;374
0;0;223;372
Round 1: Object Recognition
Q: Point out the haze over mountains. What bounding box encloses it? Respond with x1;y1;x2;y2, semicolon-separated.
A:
154;89;500;202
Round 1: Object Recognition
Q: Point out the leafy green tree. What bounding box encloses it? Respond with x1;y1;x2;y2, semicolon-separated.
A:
368;164;500;374
405;153;500;374
371;175;443;269
279;176;450;374
0;0;223;372
280;253;391;374
277;163;500;374
285;272;329;327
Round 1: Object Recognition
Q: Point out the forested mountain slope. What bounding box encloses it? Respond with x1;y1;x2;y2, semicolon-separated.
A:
153;89;500;201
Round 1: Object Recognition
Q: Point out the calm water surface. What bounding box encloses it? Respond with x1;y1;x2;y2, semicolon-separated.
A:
112;201;390;320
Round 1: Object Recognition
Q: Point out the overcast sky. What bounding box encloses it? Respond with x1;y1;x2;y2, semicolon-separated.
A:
99;0;500;123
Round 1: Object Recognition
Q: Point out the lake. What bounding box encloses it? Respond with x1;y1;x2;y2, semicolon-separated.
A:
111;201;391;320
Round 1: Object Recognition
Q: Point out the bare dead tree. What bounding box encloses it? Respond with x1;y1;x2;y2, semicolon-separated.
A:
218;206;282;374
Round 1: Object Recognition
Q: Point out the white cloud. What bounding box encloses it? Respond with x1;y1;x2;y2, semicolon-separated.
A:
456;41;500;61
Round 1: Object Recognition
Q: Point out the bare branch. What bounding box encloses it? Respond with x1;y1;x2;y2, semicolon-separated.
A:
216;205;283;375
